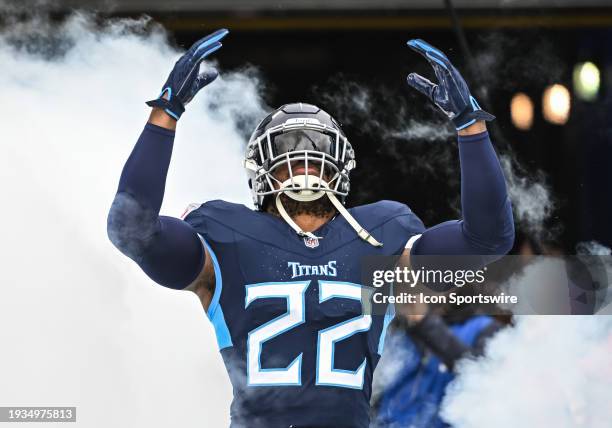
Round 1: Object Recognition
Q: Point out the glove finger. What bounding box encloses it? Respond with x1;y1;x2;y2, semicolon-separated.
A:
191;45;221;84
174;34;224;85
407;39;456;79
406;73;437;99
188;28;229;55
182;30;226;70
196;68;219;88
193;41;223;60
177;42;222;96
182;68;219;105
407;39;450;63
184;40;222;72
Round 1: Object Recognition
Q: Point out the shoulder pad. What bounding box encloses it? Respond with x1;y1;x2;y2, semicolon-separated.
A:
349;200;425;235
183;200;252;229
346;200;425;254
183;200;283;246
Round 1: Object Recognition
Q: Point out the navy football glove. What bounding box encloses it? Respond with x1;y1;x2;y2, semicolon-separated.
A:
406;39;494;131
146;28;229;120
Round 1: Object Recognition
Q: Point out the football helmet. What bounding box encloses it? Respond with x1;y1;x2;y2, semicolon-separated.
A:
244;103;355;208
244;103;382;247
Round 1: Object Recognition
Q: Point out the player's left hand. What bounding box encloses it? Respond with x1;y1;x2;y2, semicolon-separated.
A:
406;39;495;131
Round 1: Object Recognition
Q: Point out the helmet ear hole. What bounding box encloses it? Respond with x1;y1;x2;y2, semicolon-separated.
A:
248;179;253;189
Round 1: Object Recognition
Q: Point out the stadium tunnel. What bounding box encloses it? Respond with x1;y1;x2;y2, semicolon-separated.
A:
20;0;612;252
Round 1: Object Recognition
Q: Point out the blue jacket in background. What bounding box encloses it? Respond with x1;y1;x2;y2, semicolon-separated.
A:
373;315;494;428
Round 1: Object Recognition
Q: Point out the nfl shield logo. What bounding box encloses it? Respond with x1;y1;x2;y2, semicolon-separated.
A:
303;236;320;248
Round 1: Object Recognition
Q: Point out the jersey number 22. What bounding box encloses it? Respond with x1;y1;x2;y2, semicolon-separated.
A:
245;281;371;389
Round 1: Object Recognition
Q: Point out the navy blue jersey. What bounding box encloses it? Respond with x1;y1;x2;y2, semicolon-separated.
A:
184;200;424;428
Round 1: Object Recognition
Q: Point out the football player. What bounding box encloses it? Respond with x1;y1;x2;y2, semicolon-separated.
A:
107;29;514;428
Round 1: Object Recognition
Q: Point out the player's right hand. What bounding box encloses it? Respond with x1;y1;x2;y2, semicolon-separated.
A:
146;28;229;121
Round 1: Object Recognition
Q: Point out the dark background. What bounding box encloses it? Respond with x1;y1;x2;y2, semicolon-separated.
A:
34;1;612;252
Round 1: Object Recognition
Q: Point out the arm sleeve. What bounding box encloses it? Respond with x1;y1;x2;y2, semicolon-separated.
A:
107;123;204;289
411;131;515;266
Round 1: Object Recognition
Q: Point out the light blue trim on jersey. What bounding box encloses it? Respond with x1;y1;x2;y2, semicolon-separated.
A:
377;304;395;355
209;307;232;350
200;236;233;350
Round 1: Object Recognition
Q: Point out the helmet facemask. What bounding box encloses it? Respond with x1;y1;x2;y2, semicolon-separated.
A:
244;119;355;206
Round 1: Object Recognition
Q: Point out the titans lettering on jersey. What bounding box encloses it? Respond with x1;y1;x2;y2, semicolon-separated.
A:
288;261;337;278
184;200;424;428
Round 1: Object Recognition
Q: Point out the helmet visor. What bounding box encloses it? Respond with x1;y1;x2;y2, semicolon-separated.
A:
271;130;336;159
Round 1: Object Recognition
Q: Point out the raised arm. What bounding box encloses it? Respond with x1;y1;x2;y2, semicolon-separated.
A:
404;39;514;266
107;29;228;300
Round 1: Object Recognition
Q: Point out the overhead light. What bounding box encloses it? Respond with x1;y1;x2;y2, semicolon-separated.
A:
573;61;600;101
542;84;571;125
510;92;534;131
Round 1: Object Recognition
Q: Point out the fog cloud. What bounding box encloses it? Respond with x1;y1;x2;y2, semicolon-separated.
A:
0;11;267;427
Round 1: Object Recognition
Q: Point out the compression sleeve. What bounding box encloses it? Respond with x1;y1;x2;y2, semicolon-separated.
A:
107;123;204;289
411;131;514;265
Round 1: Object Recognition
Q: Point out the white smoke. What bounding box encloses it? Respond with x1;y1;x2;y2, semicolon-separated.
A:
441;316;612;428
0;12;267;427
442;243;612;427
387;119;454;142
577;241;612;256
500;155;555;239
318;78;453;143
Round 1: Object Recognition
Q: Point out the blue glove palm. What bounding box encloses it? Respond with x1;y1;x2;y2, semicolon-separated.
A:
406;39;494;131
146;29;229;120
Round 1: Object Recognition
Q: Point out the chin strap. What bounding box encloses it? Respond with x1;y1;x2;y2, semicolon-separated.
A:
326;192;383;247
274;176;383;247
275;193;323;240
